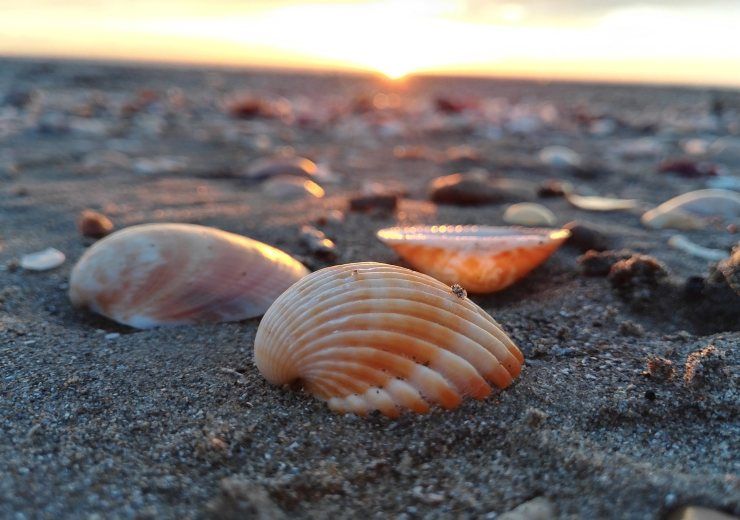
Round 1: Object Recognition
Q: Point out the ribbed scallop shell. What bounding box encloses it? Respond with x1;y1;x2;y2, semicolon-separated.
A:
69;223;309;328
376;225;570;293
254;262;524;417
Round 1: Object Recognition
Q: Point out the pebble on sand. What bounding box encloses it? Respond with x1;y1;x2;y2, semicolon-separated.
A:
563;221;610;252
77;209;114;239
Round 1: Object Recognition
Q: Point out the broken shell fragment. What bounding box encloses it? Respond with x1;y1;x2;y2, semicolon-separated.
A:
21;247;65;271
641;189;740;230
243;156;318;181
376;225;570;293
503;203;557;226
69;223;309;328
566;192;638;211
254;262;524;417
262;175;325;199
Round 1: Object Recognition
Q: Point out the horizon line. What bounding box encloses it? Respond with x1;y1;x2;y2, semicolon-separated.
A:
3;52;739;93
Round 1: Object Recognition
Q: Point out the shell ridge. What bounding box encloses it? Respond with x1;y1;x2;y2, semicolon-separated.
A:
289;310;518;380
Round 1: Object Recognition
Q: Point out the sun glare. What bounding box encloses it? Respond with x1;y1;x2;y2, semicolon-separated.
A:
1;0;739;86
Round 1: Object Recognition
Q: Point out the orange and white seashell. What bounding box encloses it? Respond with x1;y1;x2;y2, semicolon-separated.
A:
69;223;309;328
254;262;524;417
376;225;570;293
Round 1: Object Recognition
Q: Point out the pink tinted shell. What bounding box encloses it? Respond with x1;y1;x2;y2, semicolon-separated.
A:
69;223;309;328
254;262;524;418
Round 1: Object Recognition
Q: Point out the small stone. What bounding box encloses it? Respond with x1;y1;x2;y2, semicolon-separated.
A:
658;158;720;178
349;193;398;213
537;180;570;198
618;320;644;337
20;248;66;271
498;497;555;520
104;332;120;340
563;221;610;252
428;172;497;205
522;407;547;428
77;209;114;239
451;284;467;299
429;172;534;205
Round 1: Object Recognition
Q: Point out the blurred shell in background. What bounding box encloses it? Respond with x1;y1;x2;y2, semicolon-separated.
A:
69;223;309;328
377;225;570;293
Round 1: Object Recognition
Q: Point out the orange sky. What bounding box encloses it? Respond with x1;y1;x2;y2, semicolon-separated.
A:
2;0;740;86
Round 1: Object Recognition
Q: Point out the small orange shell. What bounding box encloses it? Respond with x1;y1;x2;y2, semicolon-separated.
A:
69;223;309;328
254;262;524;417
377;225;570;293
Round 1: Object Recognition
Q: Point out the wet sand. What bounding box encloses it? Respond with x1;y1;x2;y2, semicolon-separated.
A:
0;58;738;519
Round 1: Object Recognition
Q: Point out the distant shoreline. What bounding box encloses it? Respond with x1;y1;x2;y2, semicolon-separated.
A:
2;53;739;93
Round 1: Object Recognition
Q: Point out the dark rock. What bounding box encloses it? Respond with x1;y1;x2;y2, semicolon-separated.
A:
429;172;534;205
658;158;720;177
577;249;635;276
564;221;610;252
434;96;470;114
225;95;279;119
686;249;740;333
3;88;35;109
618;320;644;337
537;180;569;198
684;276;706;298
349;193;398;213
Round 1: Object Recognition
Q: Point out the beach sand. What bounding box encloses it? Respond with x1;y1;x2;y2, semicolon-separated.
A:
1;58;738;518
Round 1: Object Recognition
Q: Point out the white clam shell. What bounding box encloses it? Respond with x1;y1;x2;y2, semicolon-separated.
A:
503;203;557;226
69;223;309;328
21;248;66;271
566;192;638;211
641;189;740;230
254;262;524;417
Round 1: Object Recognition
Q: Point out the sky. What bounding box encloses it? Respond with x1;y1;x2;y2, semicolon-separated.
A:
1;0;739;87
